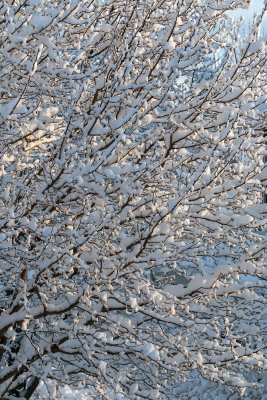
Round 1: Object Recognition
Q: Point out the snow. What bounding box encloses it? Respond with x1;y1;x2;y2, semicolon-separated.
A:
143;343;160;361
0;0;266;398
100;23;113;33
247;35;266;54
95;76;105;90
0;97;20;120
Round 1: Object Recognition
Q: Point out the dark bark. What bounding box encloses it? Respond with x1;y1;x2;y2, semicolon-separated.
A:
6;376;40;399
24;376;40;400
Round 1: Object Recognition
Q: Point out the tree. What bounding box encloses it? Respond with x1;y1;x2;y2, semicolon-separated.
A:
0;0;266;398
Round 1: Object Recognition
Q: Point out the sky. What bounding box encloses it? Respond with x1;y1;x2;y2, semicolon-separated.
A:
229;0;267;32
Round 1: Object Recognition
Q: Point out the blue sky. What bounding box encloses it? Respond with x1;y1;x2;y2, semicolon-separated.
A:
230;0;267;32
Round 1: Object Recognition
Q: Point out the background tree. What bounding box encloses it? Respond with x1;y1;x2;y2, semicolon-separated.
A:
0;0;266;399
